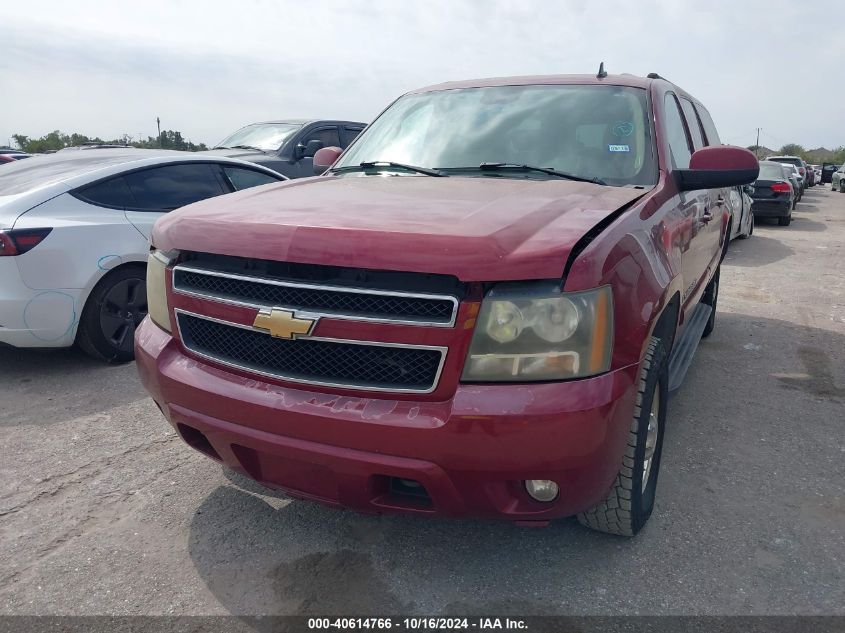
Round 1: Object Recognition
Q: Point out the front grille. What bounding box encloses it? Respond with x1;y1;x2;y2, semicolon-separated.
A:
173;267;457;326
177;312;445;393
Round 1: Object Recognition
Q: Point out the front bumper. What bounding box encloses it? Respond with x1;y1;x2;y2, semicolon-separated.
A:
135;317;640;521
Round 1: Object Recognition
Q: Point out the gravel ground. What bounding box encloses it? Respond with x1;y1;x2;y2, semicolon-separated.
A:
1;186;843;616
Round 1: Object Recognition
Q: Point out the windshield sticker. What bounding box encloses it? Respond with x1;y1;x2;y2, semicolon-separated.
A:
609;144;630;152
612;121;634;137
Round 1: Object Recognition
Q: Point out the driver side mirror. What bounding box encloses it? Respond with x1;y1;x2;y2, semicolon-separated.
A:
742;184;755;195
297;139;325;159
676;145;759;191
313;146;343;175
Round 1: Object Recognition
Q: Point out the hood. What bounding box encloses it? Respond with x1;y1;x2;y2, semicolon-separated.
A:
152;175;645;281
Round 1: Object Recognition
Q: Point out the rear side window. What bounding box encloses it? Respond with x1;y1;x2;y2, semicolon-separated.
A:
694;105;721;145
663;94;692;169
75;176;135;208
123;163;225;211
679;99;705;149
223;166;281;191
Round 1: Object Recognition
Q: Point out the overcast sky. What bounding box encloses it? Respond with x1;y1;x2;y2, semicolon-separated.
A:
0;0;840;151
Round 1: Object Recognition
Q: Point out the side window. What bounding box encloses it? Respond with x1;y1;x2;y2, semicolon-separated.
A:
123;163;225;211
302;127;341;150
223;166;281;191
694;104;721;146
75;176;135;208
343;127;363;148
680;99;705;150
663;94;692;169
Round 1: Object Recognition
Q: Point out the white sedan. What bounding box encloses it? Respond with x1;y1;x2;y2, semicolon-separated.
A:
0;149;285;361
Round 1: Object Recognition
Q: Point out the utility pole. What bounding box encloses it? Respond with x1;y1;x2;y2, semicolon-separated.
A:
156;117;161;148
755;128;761;158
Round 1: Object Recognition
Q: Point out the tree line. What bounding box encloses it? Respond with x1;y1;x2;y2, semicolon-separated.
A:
10;130;208;154
746;143;845;165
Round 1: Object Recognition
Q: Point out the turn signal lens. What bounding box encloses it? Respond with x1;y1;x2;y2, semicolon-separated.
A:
147;249;178;333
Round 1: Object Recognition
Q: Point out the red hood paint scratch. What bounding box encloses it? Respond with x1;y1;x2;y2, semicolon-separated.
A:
152;175;645;281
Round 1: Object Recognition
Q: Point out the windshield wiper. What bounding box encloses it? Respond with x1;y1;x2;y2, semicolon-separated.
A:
230;144;266;152
332;161;447;177
446;163;607;185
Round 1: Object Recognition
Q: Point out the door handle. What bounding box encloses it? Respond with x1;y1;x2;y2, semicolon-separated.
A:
716;195;725;206
701;210;714;223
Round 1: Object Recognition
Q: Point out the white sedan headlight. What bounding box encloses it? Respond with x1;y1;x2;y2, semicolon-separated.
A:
146;248;178;333
462;283;613;382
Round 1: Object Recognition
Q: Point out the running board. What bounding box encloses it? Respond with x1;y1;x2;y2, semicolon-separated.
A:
668;303;712;393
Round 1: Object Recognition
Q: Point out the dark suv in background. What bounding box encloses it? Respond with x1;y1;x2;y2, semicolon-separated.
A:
821;162;839;184
204;119;366;178
766;155;808;193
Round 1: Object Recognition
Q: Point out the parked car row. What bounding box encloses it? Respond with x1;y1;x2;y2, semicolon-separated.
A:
0;116;376;358
748;160;800;226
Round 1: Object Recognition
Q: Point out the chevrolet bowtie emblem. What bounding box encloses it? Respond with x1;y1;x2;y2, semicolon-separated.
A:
252;308;316;340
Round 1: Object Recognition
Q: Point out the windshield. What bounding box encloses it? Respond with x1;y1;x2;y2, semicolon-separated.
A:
215;123;302;152
335;85;657;187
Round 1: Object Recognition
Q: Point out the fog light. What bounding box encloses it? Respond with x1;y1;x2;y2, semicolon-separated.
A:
524;479;559;502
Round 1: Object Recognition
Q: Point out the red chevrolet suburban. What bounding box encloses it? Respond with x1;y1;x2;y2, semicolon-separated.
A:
135;73;758;536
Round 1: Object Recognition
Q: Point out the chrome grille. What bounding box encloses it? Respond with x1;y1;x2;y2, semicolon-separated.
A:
176;311;446;393
173;266;458;326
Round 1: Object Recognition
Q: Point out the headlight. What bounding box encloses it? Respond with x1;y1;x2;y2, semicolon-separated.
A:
461;283;613;382
147;248;178;333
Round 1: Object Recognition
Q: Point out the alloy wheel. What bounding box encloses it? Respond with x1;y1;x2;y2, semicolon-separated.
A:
99;278;147;354
642;384;660;493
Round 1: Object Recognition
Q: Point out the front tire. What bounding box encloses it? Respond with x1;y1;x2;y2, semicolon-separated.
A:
701;267;720;338
577;337;668;536
76;266;147;363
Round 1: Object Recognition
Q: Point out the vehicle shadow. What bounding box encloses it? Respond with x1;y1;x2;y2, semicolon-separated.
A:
186;312;845;616
0;345;147;427
787;216;827;232
723;233;794;267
